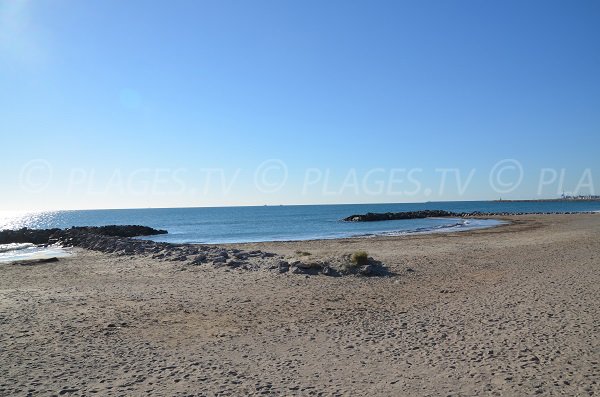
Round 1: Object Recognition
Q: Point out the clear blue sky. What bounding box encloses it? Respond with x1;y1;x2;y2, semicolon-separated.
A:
1;0;599;210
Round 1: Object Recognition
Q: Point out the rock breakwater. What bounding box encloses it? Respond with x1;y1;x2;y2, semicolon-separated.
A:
343;210;597;222
0;226;389;277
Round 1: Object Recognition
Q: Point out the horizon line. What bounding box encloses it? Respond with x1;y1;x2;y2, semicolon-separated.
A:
0;196;570;213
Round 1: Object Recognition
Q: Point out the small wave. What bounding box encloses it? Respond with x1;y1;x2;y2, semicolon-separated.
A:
0;243;72;263
0;243;36;253
352;218;504;239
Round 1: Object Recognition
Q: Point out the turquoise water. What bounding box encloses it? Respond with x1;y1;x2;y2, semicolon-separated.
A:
1;201;599;244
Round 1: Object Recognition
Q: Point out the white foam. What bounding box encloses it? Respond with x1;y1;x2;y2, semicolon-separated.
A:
0;243;36;253
0;243;72;264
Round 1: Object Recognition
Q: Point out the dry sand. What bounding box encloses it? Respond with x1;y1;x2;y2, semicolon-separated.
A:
1;215;599;396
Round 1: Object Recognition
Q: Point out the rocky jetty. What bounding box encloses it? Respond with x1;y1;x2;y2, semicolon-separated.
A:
74;225;168;238
343;210;459;222
343;210;597;222
0;228;61;245
0;226;389;277
0;225;166;245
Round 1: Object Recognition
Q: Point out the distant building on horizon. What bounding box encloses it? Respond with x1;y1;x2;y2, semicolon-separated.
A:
560;193;600;200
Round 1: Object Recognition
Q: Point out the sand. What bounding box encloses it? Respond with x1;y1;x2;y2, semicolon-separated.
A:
1;214;599;396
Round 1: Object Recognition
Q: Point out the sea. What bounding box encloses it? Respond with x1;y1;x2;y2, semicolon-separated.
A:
1;201;599;263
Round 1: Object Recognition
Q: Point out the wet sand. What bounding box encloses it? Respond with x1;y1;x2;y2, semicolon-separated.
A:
1;215;599;396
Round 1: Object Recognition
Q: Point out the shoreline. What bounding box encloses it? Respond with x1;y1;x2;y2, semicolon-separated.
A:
192;217;508;246
217;214;541;250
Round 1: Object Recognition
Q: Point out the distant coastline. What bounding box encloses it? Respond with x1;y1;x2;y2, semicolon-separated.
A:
495;197;600;203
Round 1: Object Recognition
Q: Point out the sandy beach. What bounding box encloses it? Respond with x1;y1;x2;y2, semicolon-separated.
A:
1;214;599;396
